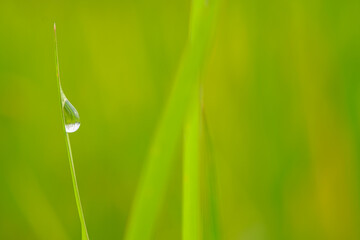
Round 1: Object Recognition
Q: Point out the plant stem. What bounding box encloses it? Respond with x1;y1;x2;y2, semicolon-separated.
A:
182;0;216;236
183;89;201;240
54;22;89;240
201;110;220;240
182;0;207;238
65;133;89;240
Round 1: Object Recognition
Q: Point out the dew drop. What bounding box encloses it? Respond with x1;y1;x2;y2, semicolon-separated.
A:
63;98;80;133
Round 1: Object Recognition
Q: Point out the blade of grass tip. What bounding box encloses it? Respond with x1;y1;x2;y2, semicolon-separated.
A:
183;88;201;240
124;0;220;239
54;22;90;240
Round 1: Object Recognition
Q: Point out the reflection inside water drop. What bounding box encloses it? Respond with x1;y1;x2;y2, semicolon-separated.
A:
63;98;80;133
65;122;80;133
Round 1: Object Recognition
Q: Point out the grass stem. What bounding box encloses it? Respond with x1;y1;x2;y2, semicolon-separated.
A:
54;22;89;240
183;89;201;240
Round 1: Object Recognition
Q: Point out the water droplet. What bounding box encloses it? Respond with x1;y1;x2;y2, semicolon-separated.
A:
63;98;80;133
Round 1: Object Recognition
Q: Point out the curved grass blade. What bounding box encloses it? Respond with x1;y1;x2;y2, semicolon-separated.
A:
54;23;90;240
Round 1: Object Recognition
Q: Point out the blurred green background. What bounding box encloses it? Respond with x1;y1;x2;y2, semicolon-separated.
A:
1;0;360;239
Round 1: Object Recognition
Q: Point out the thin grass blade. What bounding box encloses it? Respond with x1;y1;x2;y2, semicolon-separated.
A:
54;23;90;240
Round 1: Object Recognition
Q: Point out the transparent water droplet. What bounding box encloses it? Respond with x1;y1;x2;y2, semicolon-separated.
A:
63;98;80;133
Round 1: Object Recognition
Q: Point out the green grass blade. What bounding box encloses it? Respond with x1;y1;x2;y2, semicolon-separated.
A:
201;111;220;240
124;51;198;239
65;134;89;240
124;0;219;239
182;0;206;238
183;90;201;240
54;23;90;240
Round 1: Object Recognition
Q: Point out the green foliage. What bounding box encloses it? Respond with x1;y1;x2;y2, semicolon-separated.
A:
1;0;360;239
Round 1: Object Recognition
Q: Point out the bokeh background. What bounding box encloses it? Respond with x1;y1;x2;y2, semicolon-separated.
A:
1;0;360;239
